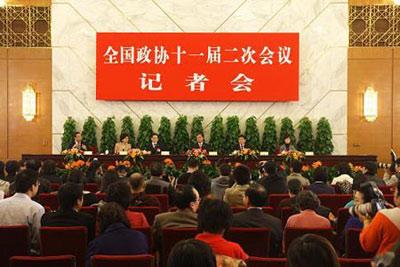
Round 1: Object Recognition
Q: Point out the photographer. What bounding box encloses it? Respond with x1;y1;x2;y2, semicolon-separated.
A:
383;159;400;186
359;181;400;255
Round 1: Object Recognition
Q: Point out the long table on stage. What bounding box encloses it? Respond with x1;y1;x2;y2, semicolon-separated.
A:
21;154;377;169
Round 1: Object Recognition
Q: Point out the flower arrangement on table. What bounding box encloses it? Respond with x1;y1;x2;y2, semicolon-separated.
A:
62;148;85;163
349;163;364;177
163;158;181;178
124;149;145;164
186;148;208;163
231;148;259;161
279;150;305;162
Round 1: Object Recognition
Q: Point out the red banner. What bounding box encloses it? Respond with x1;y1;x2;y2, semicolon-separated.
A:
96;33;299;102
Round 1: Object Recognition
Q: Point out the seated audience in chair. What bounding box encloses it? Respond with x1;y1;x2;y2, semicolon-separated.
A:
40;159;62;184
85;159;103;184
5;160;20;183
167;239;216;267
232;183;283;256
309;167;335;195
285;190;331;229
41;182;96;242
286;160;310;187
105;181;149;228
331;162;353;186
196;199;248;261
0;169;45;252
363;161;385;186
383;159;400;186
287;234;339;267
146;162;175;196
259;161;288;196
211;163;232;200
116;165;128;180
152;185;199;250
85;202;148;267
129;172;161;207
359;180;400;255
67;169;97;206
98;170;119;193
344;174;368;208
25;159;51;194
0;160;10;197
224;164;251;207
178;158;199;185
189;170;212;200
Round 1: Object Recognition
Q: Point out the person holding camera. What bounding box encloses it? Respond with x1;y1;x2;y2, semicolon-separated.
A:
359;181;400;255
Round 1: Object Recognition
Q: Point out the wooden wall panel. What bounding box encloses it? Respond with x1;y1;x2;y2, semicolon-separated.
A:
0;49;7;161
392;48;400;155
348;48;393;162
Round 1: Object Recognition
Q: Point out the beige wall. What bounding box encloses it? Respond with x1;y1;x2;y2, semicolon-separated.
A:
0;48;52;160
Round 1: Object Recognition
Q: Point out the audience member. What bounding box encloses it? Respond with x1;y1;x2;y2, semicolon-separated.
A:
99;170;119;193
285;190;331;229
129;173;161;207
359;180;400;255
152;185;199;250
211;163;232;200
40;160;62;184
232;183;282;256
287;234;339;267
259;161;288;195
0;169;45;252
309;167;335;194
345;174;368;208
0;160;10;196
41;182;96;241
68;169;97;206
224;164;251;207
105;181;149;228
5;160;20;183
188;170;211;199
287;160;310;186
116;165;128;180
196;199;248;261
85;159;103;184
331;163;353;185
383;160;400;186
167;239;216;267
363;161;385;186
178;158;199;185
25;159;51;194
85;202;148;267
146;161;173;194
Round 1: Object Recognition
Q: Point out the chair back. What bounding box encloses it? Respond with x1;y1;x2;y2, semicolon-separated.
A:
135;227;152;252
128;206;161;225
38;193;59;211
148;194;169;212
50;183;61;192
378;185;393;194
284;227;335;252
80;206;98;221
0;225;29;267
95;192;106;202
336;208;350;235
91;255;155;267
280;207;298;228
161;228;199;267
10;255;76;267
84;183;99;193
40;226;87;267
225;228;271;257
318;194;352;214
268;194;289;212
338;258;372;267
231;207;274;216
345;228;374;258
246;257;287;267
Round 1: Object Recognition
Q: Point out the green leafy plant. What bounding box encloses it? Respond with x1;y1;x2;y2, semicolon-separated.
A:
173;116;190;154
297;117;314;152
158;117;172;151
137;115;153;150
314;117;334;155
225;116;240;154
244;116;260;150
61;117;77;151
209;116;224;154
279;117;296;145
100;117;117;153
190;116;204;147
82;117;98;152
261;117;277;154
121;116;136;147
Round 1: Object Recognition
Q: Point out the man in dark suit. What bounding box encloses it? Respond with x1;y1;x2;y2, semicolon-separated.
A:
309;167;335;195
68;132;87;151
259;161;288;196
232;183;283;256
146;133;163;155
191;133;210;151
233;134;247;151
41;182;96;242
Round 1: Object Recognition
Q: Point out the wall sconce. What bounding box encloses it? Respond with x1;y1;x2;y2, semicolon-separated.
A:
363;87;378;122
22;84;37;122
0;0;6;7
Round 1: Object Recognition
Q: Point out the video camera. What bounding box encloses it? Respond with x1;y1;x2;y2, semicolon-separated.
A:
349;181;387;218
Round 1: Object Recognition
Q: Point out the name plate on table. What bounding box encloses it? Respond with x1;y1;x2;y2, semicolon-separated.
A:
119;151;128;156
161;151;170;156
83;151;93;155
305;151;314;156
209;151;218;156
260;151;269;156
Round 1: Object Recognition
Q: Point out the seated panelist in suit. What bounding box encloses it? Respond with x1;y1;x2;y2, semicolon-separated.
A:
233;134;247;152
69;132;87;151
114;133;132;154
191;133;210;151
279;135;296;154
146;133;163;155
